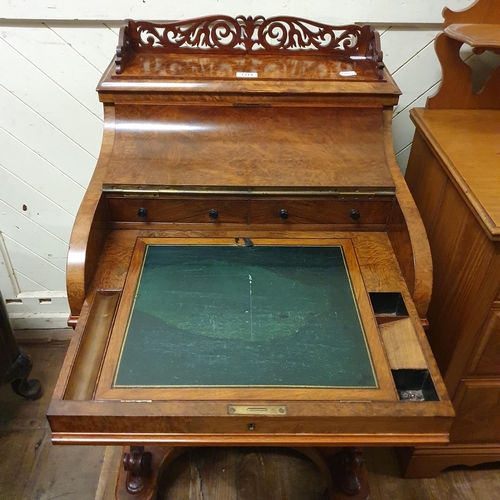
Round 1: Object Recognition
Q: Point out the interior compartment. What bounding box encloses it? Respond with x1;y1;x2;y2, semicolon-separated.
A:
370;292;409;323
391;369;439;402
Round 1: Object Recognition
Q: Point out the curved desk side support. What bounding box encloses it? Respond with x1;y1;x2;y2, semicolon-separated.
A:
383;109;433;321
66;106;116;326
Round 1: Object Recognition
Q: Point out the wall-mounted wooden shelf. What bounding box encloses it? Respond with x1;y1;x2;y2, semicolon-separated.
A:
444;23;500;49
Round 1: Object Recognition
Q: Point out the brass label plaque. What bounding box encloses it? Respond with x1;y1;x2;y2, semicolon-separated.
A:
228;405;287;416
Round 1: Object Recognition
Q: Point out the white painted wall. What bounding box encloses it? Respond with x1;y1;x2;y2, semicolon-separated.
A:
1;0;473;23
0;0;473;328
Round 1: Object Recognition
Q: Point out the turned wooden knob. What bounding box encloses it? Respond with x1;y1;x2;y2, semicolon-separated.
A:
349;209;360;220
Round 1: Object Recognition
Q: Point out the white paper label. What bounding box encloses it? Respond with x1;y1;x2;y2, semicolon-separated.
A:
339;71;357;77
236;72;258;78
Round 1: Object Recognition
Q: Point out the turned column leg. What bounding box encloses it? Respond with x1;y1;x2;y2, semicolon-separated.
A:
338;447;363;496
319;447;369;500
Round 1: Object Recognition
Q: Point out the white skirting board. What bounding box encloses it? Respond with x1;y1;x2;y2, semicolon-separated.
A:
14;327;73;342
10;313;70;330
4;291;71;330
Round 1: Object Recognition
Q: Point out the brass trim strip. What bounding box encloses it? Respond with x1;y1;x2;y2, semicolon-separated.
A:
103;185;395;197
228;405;287;415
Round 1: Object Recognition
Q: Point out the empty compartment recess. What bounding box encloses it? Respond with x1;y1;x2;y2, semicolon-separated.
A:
391;369;439;402
369;292;409;324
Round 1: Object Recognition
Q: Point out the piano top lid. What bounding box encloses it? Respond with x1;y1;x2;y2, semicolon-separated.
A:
102;104;396;193
98;16;399;193
97;16;401;100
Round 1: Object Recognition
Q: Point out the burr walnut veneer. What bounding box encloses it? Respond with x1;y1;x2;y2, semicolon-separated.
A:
48;16;453;499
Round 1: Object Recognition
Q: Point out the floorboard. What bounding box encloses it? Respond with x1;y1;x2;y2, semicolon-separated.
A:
1;338;499;500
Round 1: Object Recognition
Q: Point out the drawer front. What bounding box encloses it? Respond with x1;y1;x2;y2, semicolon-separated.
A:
450;379;500;444
470;309;500;376
107;198;249;224
250;200;392;225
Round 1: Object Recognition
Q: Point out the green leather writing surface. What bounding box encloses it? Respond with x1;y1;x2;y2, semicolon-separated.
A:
114;245;376;388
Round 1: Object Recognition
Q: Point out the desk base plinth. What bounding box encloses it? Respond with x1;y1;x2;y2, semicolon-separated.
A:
113;446;369;500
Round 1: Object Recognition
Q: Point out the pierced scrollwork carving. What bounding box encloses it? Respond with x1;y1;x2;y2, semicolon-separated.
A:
255;17;366;53
115;15;383;77
132;16;243;52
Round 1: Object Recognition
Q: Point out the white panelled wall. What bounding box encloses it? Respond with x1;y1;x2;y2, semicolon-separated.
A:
0;1;473;329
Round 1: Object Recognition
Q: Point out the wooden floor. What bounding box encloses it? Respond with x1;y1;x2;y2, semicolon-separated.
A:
1;339;499;500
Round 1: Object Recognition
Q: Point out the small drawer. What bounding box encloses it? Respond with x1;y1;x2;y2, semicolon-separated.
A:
469;309;500;376
107;198;249;224
450;379;500;443
249;199;392;225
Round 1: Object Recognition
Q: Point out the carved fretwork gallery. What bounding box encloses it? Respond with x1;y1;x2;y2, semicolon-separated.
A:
115;15;384;77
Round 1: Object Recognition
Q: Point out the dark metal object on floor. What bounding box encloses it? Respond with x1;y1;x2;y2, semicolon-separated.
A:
0;291;42;399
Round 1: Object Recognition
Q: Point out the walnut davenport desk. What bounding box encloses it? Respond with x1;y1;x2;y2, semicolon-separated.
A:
47;16;454;499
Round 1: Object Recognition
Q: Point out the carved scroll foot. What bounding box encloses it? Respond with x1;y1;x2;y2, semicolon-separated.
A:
116;446;189;500
123;446;153;495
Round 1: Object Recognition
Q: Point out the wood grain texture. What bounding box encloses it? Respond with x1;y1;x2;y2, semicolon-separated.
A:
50;231;452;447
379;318;427;369
103;105;396;190
468;309;500;375
442;0;500;26
382;110;433;320
410;108;500;237
66;105;116;319
450;379;500;444
113;446;338;500
106;196;393;226
426;0;500;111
410;140;500;395
402;26;500;472
48;24;457;499
403;133;448;238
427;34;500;109
64;291;120;401
445;23;500;47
